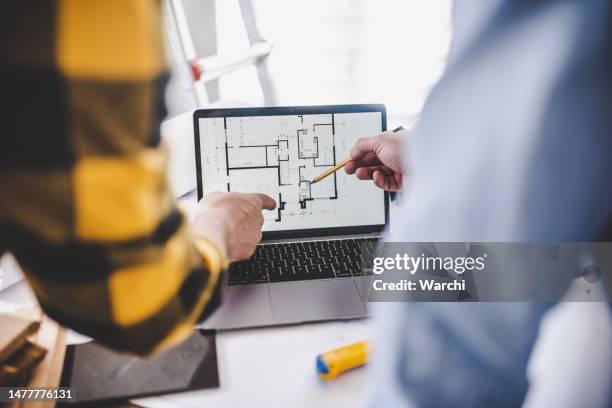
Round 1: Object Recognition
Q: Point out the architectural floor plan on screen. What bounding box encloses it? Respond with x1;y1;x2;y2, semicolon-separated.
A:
198;112;385;231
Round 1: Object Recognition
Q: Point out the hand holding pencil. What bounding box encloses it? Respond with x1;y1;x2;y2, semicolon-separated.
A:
311;126;406;191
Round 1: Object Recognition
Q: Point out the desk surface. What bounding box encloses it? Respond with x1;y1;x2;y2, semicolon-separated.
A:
136;320;373;408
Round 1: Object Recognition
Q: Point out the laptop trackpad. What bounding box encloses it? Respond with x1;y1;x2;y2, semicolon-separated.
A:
269;279;366;323
201;284;273;330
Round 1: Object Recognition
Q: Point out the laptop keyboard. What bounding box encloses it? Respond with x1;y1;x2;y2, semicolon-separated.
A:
227;238;379;285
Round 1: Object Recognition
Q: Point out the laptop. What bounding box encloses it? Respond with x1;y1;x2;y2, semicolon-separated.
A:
193;104;389;329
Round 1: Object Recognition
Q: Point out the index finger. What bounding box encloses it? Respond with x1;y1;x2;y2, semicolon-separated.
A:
253;193;277;210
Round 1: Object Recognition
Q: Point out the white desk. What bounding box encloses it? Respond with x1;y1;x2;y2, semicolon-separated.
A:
136;320;373;408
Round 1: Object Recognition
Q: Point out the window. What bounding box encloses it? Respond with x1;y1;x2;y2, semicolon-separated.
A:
215;0;451;127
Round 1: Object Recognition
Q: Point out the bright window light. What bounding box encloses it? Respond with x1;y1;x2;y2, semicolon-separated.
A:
215;0;452;127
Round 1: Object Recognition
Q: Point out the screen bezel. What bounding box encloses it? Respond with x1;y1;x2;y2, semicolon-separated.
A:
193;104;389;241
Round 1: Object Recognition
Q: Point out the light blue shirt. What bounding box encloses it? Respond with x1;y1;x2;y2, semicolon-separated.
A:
370;0;612;406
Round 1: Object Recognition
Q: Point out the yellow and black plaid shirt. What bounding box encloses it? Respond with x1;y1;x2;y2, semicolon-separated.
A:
0;0;227;355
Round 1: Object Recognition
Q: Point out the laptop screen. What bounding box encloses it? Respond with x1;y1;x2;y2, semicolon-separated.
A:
194;105;388;239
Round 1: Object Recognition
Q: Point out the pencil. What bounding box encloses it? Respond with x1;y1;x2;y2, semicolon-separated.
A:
310;126;404;184
310;156;358;185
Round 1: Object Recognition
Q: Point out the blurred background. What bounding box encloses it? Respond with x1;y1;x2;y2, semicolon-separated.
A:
163;0;451;128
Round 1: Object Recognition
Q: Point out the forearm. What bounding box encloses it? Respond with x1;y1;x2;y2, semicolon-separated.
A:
5;151;228;354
